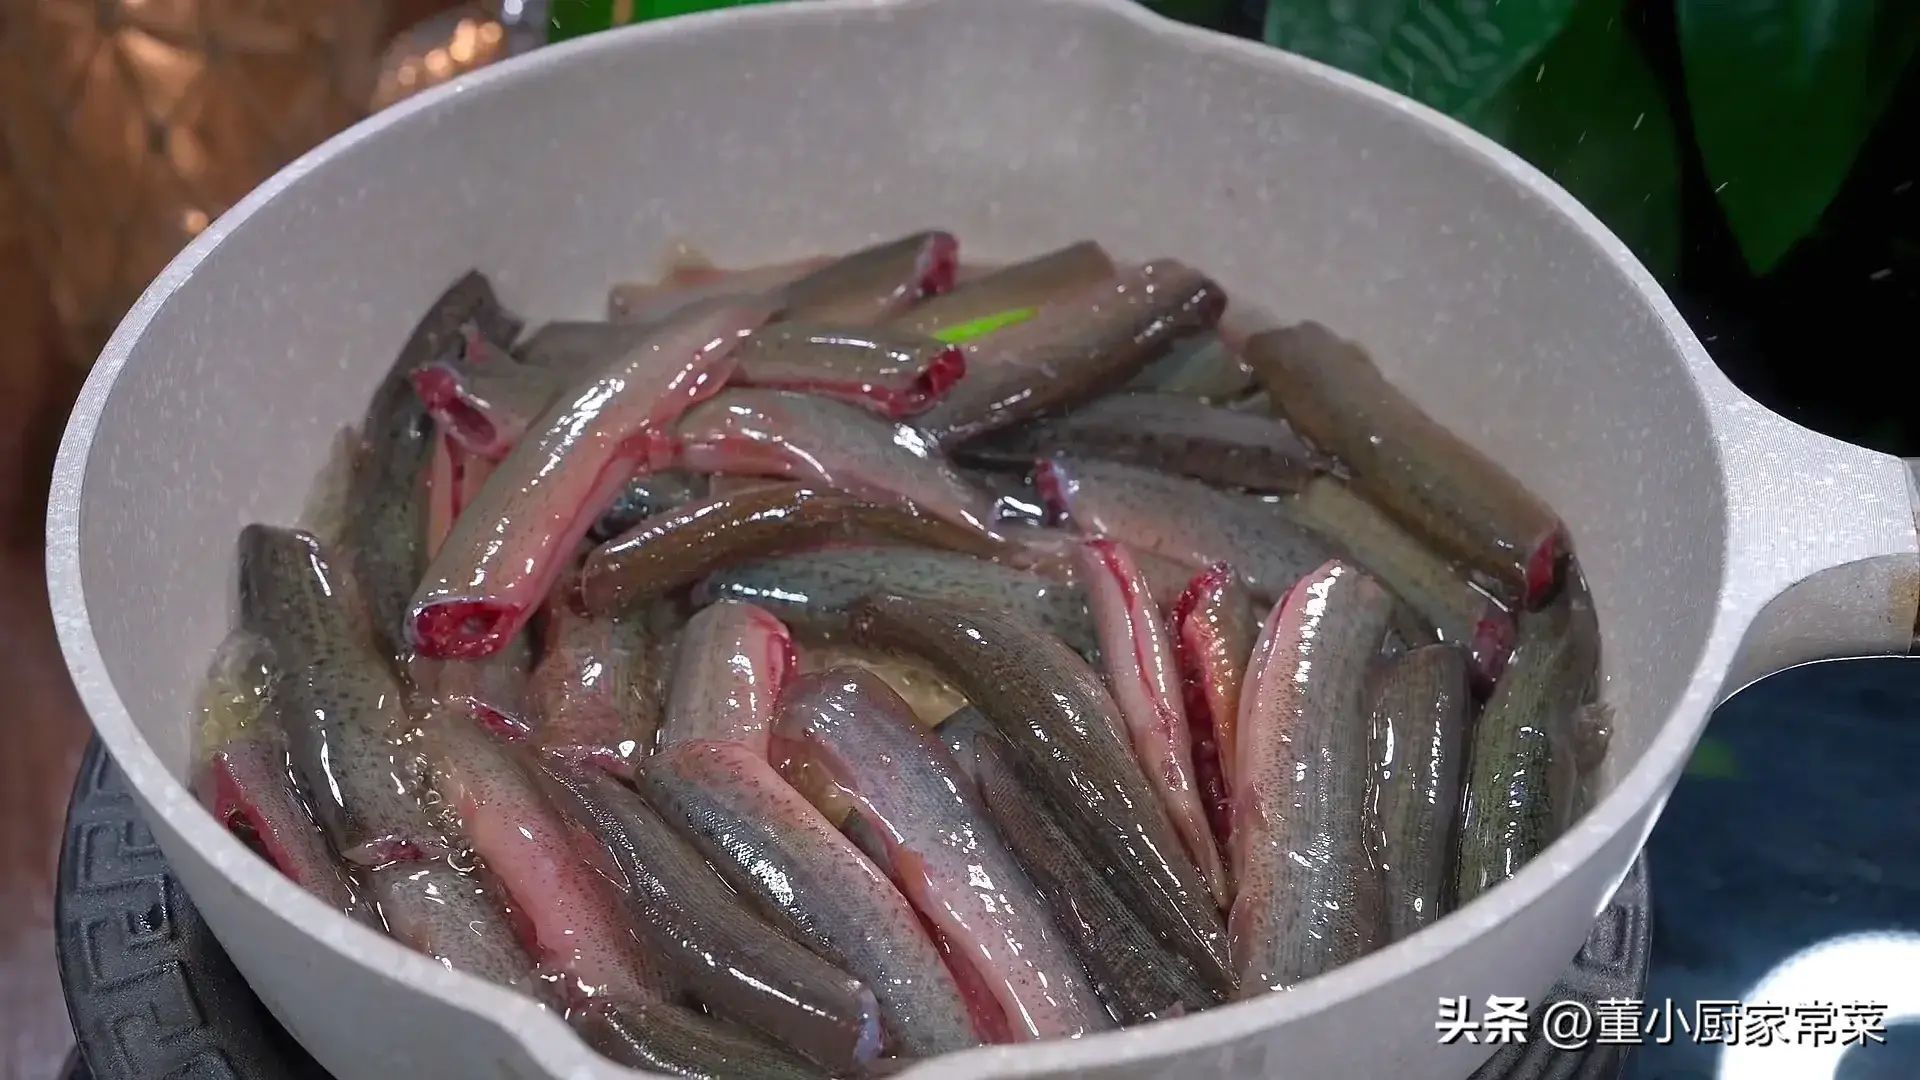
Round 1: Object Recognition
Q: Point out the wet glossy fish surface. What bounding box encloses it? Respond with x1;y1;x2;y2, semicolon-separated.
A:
538;760;881;1070
638;741;982;1055
197;241;1601;1073
776;668;1109;1040
1231;561;1394;994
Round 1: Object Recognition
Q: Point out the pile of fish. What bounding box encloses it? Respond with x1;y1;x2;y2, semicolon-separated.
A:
194;233;1606;1078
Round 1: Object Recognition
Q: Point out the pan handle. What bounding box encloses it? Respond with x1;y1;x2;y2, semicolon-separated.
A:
1715;403;1920;694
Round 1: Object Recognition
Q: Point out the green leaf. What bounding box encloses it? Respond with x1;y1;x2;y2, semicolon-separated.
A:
1263;0;1582;118
1469;0;1684;278
930;307;1038;344
1679;0;1920;273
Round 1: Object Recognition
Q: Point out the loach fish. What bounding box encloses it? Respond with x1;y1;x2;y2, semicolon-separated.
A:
1285;476;1515;687
1167;564;1258;846
422;423;476;559
638;741;983;1055
524;601;671;777
731;323;965;419
1075;540;1229;906
538;762;881;1071
916;261;1228;448
798;641;968;729
659;601;796;758
776;669;1109;1040
963;392;1324;492
937;708;1220;1024
1245;323;1566;609
888;241;1117;338
579;484;1002;617
1368;645;1472;941
1454;586;1600;905
408;358;562;461
574;998;824;1080
368;860;547;998
673;389;999;539
520;317;963;421
1124;334;1257;401
404;631;534;741
590;470;708;542
1037;456;1336;602
699;547;1099;660
774;231;959;324
237;525;439;866
344;272;521;657
514;319;649;378
992;522;1197;608
191;631;362;919
847;593;1233;993
198;726;372;923
419;706;671;1003
1230;560;1394;996
408;300;771;659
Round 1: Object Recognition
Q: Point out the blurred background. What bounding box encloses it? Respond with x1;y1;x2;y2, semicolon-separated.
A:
0;1;1913;1077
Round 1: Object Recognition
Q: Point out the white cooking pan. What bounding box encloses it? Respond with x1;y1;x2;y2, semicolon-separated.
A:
46;0;1920;1076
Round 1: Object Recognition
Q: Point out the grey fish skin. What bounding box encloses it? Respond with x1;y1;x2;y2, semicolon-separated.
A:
776;669;1110;1041
197;730;375;925
521;318;962;420
937;709;1220;1024
513;319;650;380
580;483;1005;617
888;240;1117;337
1124;334;1257;401
345;272;521;657
403;632;534;739
699;547;1099;659
797;641;969;730
524;603;672;777
839;808;896;878
418;705;672;1001
1245;323;1566;609
193;630;375;923
1368;645;1472;941
637;741;982;1056
537;762;882;1072
1038;456;1337;603
574;998;825;1080
730;323;965;420
963;392;1324;491
775;231;959;324
590;471;708;542
917;261;1228;448
1454;587;1600;905
368;860;546;999
846;593;1233;993
674;388;999;539
407;358;562;461
1231;560;1394;996
237;525;439;866
659;601;796;759
1075;539;1230;907
409;300;771;660
1285;476;1516;688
